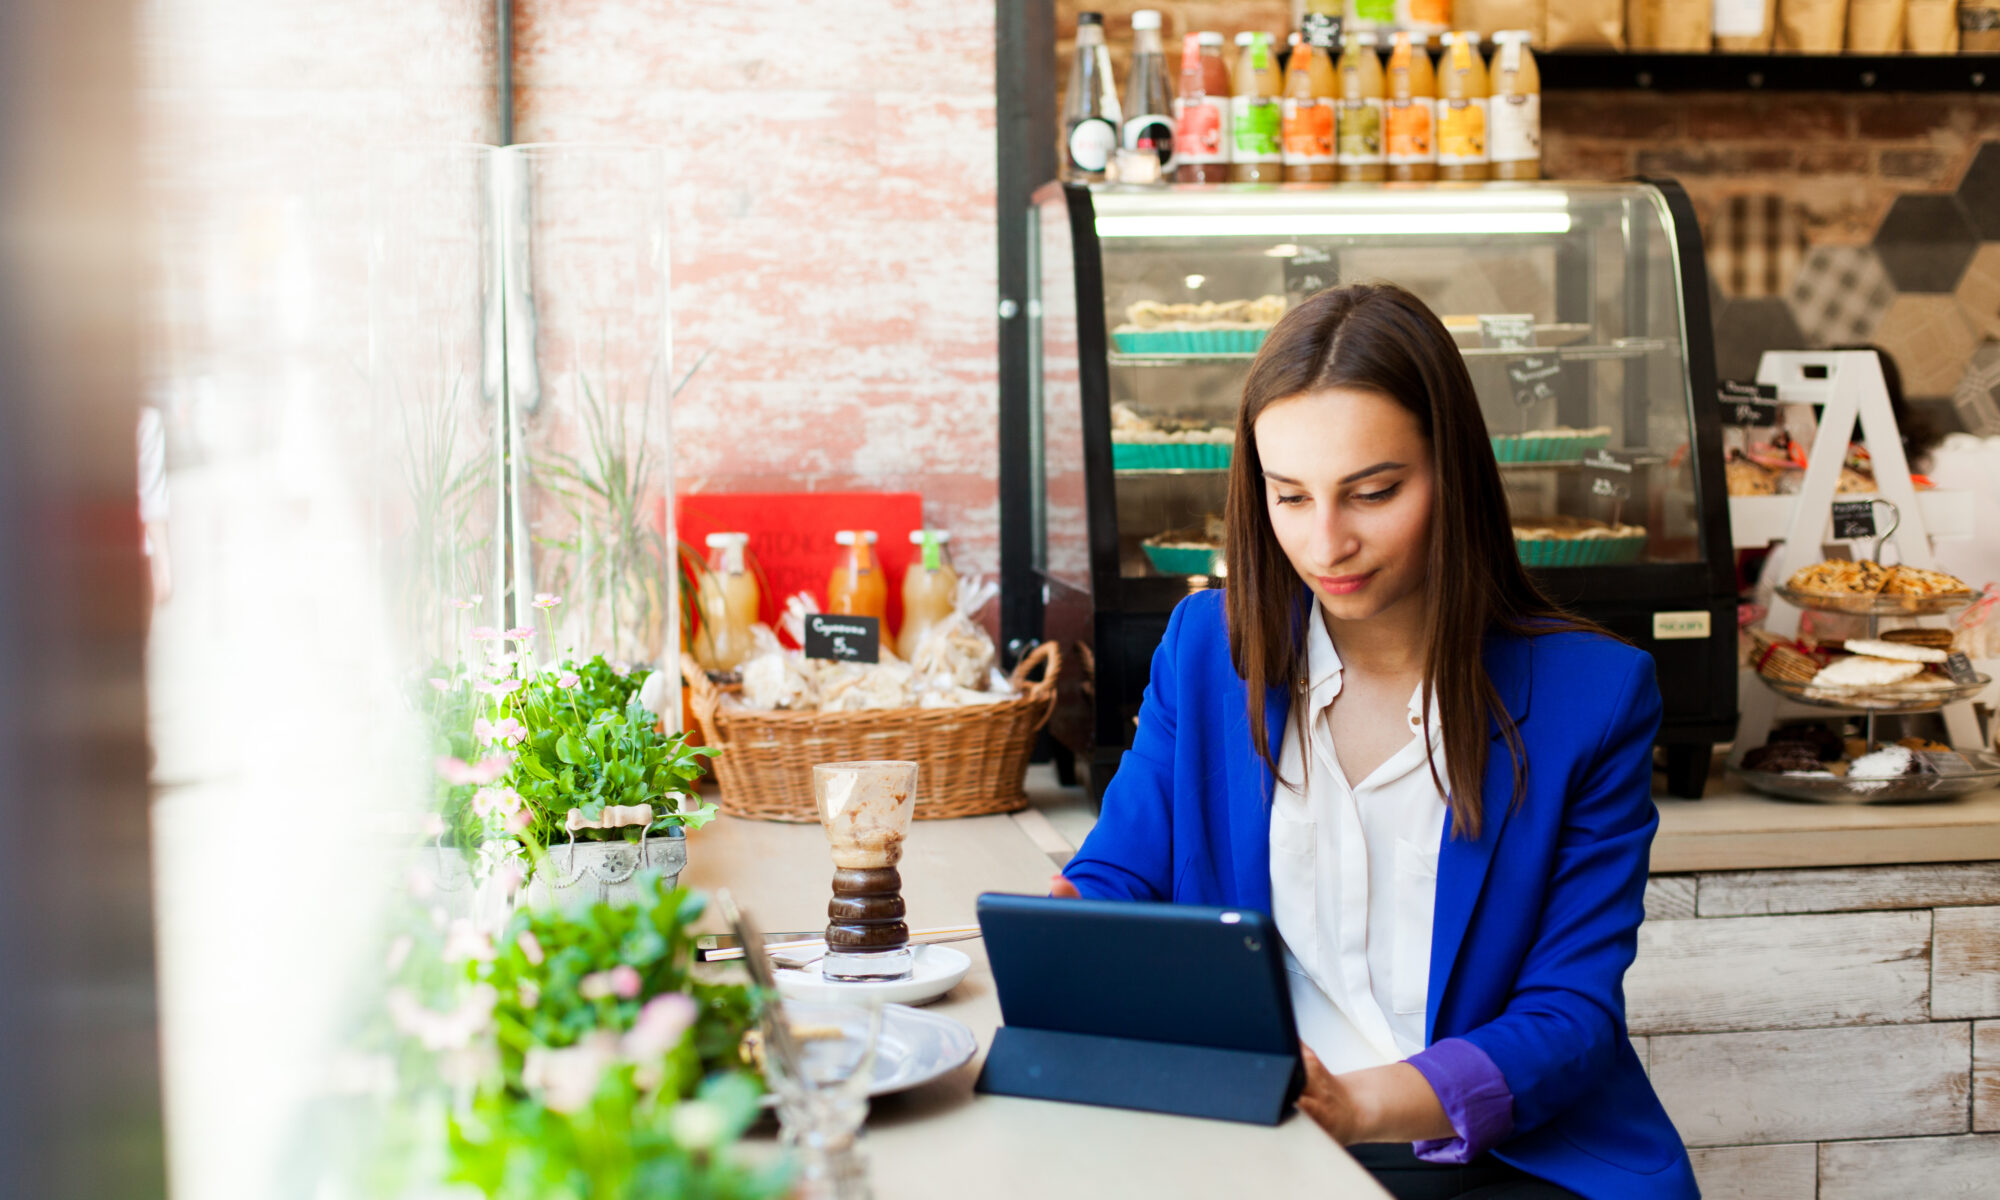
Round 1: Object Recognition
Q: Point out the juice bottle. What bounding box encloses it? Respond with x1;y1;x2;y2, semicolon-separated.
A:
1386;32;1438;181
1061;13;1121;183
896;530;960;660
693;531;760;672
1489;31;1541;180
1174;32;1233;183
827;530;887;623
1336;31;1386;182
1281;34;1337;182
1436;31;1490;181
1122;11;1177;176
1229;32;1283;183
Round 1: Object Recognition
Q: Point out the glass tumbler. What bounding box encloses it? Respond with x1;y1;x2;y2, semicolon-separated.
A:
812;760;918;982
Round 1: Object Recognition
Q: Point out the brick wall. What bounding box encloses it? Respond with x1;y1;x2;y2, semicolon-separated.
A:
512;0;1003;576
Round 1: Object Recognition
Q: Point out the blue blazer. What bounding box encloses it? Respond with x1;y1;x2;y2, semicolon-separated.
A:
1064;590;1699;1200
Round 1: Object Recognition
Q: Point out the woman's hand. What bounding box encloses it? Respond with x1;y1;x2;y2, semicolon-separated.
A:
1296;1044;1371;1144
1048;873;1080;899
1297;1051;1456;1146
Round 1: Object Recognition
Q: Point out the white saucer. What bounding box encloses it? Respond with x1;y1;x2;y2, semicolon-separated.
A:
774;943;972;1006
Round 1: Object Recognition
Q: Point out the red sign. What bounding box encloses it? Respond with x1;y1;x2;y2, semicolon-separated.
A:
674;491;924;643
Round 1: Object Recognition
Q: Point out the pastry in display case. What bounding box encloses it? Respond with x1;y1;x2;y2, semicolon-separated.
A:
1025;180;1737;800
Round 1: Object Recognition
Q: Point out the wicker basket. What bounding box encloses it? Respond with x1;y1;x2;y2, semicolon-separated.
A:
683;642;1061;822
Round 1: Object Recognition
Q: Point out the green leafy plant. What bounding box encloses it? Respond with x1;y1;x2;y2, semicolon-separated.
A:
425;593;717;857
377;874;787;1200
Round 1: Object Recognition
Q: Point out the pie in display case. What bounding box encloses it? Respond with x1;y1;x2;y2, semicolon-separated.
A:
1026;180;1736;800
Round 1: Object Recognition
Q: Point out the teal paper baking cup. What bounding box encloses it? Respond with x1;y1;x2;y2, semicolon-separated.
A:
1513;535;1646;567
1490;432;1612;464
1112;442;1233;471
1112;328;1268;356
1142;543;1223;575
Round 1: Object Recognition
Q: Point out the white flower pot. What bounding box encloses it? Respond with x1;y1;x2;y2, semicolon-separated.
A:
521;826;687;909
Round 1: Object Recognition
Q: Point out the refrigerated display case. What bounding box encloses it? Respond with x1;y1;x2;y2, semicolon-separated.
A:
1027;180;1736;800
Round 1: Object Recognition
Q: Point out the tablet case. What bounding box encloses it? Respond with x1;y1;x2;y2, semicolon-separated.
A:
973;893;1304;1125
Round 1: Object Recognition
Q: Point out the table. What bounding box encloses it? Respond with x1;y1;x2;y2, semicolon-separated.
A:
680;812;1390;1200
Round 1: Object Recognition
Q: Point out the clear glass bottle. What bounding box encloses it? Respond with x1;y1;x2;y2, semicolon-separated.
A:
897;530;960;660
693;532;760;672
1282;34;1338;182
1488;31;1542;181
1386;31;1438;181
1122;10;1176;177
1174;32;1233;183
827;530;887;623
1436;31;1490;181
1336;31;1387;182
1061;13;1122;183
1229;31;1283;183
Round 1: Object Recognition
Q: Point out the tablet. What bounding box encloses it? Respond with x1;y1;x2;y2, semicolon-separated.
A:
974;893;1304;1125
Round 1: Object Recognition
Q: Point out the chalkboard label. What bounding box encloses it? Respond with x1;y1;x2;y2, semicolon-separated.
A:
1508;355;1563;407
1830;500;1877;540
804;614;881;664
1718;379;1780;427
1917;749;1976;776
1479;314;1536;350
1283;246;1335;298
1945;651;1979;685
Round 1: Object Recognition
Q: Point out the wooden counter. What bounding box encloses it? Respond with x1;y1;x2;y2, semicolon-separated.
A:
678;810;1389;1200
1653;775;2000;874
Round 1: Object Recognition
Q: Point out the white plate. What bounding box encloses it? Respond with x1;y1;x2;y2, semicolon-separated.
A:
774;943;972;1007
760;1002;979;1103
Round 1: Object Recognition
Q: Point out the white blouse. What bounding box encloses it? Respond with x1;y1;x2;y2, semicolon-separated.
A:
1269;600;1448;1074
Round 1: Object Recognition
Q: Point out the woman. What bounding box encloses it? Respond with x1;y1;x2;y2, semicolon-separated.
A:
1054;284;1697;1200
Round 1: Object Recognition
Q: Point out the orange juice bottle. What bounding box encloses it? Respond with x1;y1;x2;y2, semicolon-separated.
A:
1229;32;1284;183
827;530;887;623
1489;31;1541;180
693;532;760;671
1386;32;1438;181
897;530;960;660
1281;34;1337;182
1336;31;1386;182
1436;31;1490;181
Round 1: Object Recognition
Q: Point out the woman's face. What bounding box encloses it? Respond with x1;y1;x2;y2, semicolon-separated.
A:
1253;386;1436;624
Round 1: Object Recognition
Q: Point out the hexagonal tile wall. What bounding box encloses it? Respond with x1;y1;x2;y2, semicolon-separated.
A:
1788;245;1895;347
1871;193;1981;294
1954;341;2000;435
1956;244;2000;341
1954;140;2000;242
1712;295;1808;382
1872;293;1983;399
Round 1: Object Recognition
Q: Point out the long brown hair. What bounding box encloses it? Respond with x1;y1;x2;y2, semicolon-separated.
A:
1224;283;1604;840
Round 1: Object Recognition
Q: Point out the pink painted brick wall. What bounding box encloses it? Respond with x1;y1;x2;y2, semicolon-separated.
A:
513;0;1003;579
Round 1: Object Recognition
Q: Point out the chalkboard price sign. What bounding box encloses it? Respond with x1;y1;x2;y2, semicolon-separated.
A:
1830;500;1877;541
1945;652;1980;685
804;613;882;664
1283;246;1335;298
1718;379;1780;427
1508;355;1563;407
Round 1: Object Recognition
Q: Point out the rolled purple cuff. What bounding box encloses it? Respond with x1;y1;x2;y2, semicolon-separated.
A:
1406;1036;1515;1164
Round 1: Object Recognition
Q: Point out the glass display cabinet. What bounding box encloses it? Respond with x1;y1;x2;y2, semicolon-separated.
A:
1029;180;1735;800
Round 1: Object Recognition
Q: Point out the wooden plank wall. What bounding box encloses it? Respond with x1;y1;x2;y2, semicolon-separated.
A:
1631;863;2000;1197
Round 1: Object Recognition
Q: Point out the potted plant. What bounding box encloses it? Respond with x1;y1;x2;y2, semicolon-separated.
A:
424;594;719;912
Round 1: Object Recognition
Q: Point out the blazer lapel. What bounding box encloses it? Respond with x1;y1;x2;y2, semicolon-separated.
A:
1230;683;1288;916
1425;633;1534;1043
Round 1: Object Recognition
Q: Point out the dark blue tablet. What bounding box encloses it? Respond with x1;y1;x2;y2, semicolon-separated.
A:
973;893;1305;1125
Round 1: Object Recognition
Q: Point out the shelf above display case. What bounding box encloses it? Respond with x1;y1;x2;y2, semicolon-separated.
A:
1108;337;1671;369
1538;51;2000;93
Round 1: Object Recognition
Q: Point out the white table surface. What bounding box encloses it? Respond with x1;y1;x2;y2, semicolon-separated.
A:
680;809;1389;1200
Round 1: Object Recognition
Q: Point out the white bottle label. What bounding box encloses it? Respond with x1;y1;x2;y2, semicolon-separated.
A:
1714;0;1768;36
1123;112;1178;171
1490;93;1540;165
1067;117;1118;172
1336;97;1386;166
